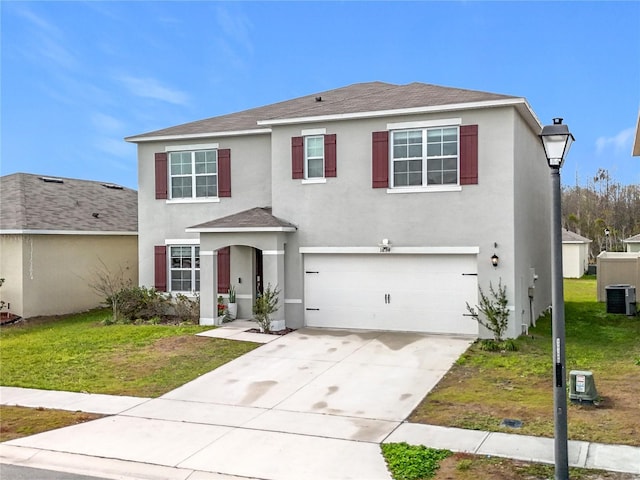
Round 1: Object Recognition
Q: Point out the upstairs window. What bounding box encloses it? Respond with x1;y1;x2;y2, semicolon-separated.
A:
170;150;217;198
391;127;459;187
305;136;325;178
292;133;336;180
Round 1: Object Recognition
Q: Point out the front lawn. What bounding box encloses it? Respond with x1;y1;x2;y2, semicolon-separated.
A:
410;277;640;446
0;309;259;397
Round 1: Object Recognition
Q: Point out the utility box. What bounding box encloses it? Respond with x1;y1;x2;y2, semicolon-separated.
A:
605;284;636;316
569;370;598;403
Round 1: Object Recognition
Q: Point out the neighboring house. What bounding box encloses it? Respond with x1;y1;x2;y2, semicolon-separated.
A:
126;81;553;339
562;229;592;278
0;173;138;318
633;109;640;156
623;233;640;253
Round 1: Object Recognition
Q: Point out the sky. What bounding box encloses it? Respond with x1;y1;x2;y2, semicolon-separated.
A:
2;1;639;190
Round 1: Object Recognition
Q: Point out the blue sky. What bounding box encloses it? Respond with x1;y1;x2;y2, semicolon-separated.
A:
2;1;639;189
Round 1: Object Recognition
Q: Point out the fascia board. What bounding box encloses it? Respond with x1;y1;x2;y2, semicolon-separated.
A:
299;246;480;254
186;227;297;233
125;128;271;143
0;230;138;235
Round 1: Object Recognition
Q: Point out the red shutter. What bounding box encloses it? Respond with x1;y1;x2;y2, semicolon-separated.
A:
324;134;337;177
217;247;230;294
218;148;231;197
372;131;389;188
291;136;304;179
154;245;167;292
155;153;168;199
460;125;478;185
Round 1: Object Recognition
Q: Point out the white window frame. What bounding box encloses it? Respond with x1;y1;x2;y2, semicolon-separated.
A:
304;135;325;180
168;149;218;200
169;244;200;293
390;126;460;189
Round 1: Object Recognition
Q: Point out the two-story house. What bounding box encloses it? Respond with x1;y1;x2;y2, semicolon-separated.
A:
126;81;552;338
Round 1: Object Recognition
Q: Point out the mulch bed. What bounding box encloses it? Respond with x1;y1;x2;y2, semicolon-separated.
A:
245;328;296;336
0;312;22;326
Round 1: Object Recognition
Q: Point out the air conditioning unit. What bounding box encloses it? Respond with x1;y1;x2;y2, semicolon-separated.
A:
605;284;636;316
569;370;598;403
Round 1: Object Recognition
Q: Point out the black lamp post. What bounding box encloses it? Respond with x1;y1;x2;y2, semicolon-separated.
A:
539;117;575;480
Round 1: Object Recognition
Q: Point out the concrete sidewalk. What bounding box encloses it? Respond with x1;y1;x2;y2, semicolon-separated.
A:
1;325;639;479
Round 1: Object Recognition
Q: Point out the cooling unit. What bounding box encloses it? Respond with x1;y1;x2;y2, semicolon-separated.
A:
605;284;636;316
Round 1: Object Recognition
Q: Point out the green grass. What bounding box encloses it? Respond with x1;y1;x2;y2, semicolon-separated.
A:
0;309;259;397
410;277;640;445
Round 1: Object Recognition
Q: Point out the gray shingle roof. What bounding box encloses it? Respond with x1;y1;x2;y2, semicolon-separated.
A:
0;173;137;232
562;229;592;243
126;81;519;141
624;233;640;243
188;207;296;231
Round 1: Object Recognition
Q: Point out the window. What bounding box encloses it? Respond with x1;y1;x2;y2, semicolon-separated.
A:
170;245;200;292
305;136;324;178
391;127;459;187
169;150;217;198
292;134;336;179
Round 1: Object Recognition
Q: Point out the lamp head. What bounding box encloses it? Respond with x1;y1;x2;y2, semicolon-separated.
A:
540;118;575;169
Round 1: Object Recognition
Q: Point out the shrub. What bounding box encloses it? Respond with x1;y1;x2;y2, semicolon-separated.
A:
109;286;171;323
173;293;200;324
253;284;280;333
466;280;510;342
381;442;451;480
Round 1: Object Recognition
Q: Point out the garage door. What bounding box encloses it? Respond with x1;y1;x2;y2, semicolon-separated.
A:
304;254;478;335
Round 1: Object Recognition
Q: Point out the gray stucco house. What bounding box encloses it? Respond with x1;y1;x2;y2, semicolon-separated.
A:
0;173;138;318
126;81;552;338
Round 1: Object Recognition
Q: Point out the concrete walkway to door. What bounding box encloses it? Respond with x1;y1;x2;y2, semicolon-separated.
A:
1;327;473;480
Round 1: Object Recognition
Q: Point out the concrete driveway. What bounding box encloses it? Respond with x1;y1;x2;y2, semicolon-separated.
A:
6;328;473;480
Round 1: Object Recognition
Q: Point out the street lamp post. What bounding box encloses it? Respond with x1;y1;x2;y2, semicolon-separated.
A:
540;117;575;480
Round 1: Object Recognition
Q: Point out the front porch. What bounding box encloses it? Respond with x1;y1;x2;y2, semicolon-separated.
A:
186;207;297;327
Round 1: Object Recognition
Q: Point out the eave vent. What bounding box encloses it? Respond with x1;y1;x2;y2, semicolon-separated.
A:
40;176;64;184
102;183;124;190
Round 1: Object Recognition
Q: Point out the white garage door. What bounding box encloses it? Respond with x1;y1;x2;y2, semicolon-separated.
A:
304;254;478;335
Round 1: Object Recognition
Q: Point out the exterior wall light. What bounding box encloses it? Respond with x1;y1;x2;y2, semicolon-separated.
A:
540;117;575;480
491;253;499;267
379;238;391;253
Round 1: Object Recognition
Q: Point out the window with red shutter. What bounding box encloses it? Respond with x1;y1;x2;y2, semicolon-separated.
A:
372;131;389;188
324;134;337;177
218;149;231;197
154;245;167;291
155;153;168;199
217;246;231;294
292;137;304;179
460;125;478;185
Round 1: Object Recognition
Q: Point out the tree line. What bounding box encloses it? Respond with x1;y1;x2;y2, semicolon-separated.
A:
562;169;640;260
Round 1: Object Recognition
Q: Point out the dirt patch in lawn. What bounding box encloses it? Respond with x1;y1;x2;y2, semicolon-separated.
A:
0;406;103;442
433;453;639;480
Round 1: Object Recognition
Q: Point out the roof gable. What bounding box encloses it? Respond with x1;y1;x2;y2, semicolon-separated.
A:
187;207;296;232
0;173;138;233
126;81;523;142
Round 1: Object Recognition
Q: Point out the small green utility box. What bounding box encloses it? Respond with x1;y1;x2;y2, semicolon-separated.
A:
569;370;598;403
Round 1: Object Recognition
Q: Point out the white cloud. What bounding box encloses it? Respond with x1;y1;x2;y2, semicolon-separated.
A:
91;113;124;132
215;5;254;54
118;76;189;106
595;127;634;155
95;136;135;158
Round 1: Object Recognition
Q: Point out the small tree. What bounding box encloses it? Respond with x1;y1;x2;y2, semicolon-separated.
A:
466;280;510;343
88;259;132;323
253;284;280;333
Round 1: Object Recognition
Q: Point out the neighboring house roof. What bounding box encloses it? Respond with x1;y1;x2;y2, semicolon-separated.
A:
126;81;534;142
562;229;592;244
0;173;137;234
623;233;640;243
187;207;297;233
